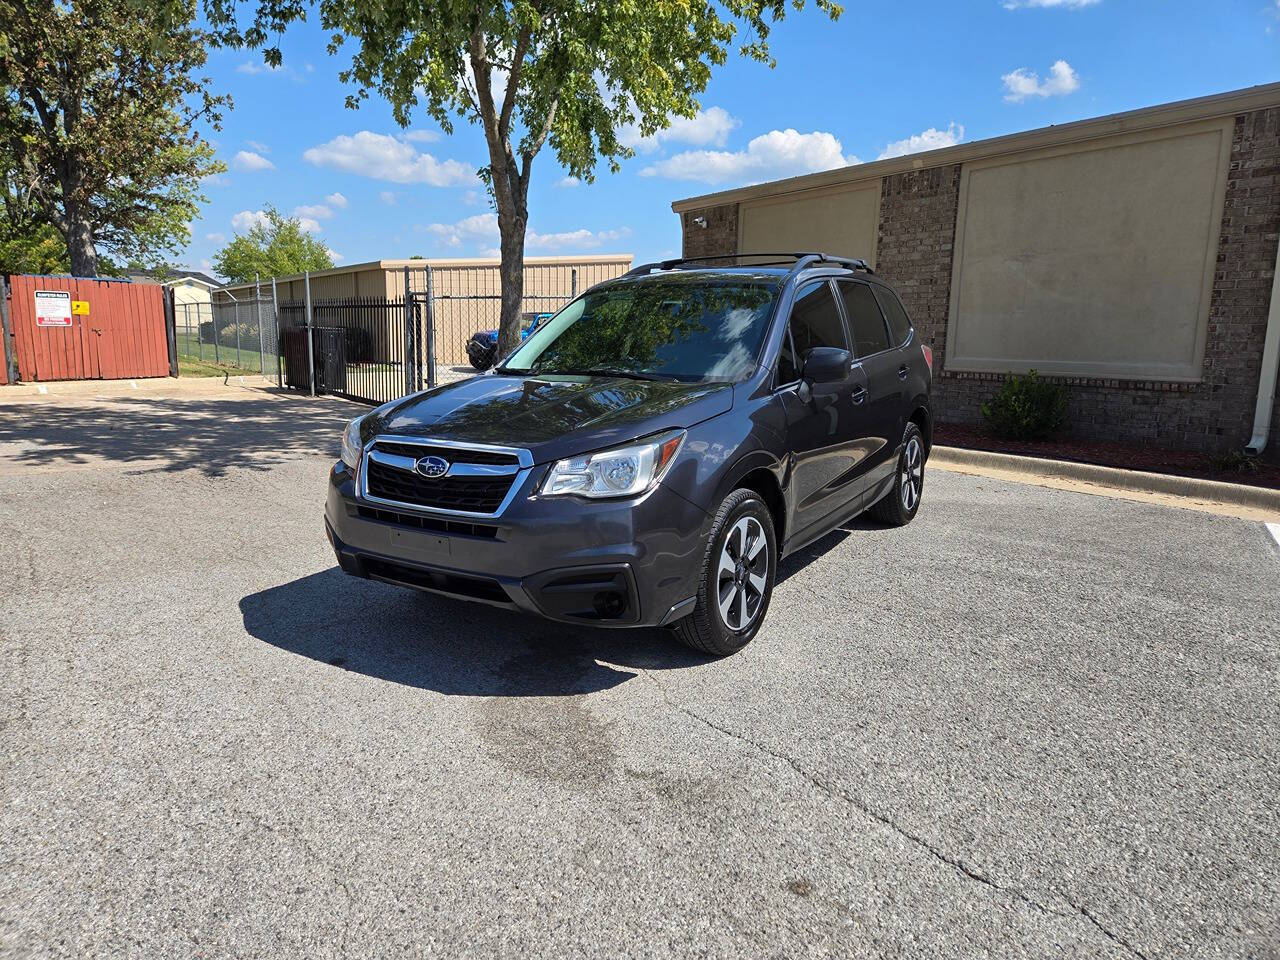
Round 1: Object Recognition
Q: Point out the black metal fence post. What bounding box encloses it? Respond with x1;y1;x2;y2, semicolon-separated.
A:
0;277;18;384
425;265;436;390
403;266;416;395
304;270;316;397
272;277;282;388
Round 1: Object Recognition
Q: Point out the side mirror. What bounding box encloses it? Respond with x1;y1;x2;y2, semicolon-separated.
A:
801;347;851;384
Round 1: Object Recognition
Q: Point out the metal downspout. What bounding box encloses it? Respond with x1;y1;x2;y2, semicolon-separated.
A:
1245;233;1280;455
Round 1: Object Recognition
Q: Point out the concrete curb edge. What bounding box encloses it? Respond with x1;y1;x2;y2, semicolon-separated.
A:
930;445;1280;513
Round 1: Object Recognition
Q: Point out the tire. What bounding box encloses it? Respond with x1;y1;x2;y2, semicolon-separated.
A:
868;422;925;526
670;488;777;657
468;343;495;371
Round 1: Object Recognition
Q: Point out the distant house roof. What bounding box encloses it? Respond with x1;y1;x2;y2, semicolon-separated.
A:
123;268;222;288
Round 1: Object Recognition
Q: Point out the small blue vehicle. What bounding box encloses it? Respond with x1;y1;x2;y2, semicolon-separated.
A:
465;312;553;370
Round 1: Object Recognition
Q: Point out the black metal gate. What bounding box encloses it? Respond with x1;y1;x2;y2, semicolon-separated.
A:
275;266;574;407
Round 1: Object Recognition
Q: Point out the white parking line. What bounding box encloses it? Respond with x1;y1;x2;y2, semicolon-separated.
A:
1268;522;1280;549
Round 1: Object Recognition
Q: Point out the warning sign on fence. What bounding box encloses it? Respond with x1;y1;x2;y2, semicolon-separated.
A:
34;290;72;327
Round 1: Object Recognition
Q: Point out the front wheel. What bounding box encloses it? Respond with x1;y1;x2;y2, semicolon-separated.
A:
868;422;925;526
670;488;777;656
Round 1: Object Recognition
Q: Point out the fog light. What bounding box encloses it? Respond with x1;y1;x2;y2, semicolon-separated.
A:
593;590;625;619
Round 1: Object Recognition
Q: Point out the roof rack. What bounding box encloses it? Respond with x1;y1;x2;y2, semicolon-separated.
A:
623;251;874;279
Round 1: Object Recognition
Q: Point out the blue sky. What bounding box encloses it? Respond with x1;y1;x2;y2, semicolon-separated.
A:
186;0;1280;277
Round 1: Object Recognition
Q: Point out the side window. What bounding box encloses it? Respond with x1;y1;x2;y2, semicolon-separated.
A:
873;286;914;347
778;280;847;383
838;281;891;357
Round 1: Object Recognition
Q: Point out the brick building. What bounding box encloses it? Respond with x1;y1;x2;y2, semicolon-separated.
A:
672;84;1280;461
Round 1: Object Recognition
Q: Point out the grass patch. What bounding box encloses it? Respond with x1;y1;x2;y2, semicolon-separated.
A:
178;356;262;378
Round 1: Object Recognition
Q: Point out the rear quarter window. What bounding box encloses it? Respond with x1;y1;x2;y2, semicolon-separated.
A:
872;286;914;347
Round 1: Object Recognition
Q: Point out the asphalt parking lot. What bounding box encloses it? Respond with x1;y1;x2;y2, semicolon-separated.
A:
2;387;1278;960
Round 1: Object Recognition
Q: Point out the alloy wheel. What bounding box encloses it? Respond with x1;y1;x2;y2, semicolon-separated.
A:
716;515;769;631
901;436;923;512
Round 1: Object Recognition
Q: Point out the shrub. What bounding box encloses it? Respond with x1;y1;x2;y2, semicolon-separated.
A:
1210;449;1259;474
981;370;1067;441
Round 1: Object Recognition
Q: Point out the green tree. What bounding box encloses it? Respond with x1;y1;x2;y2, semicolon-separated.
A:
203;0;840;355
0;0;228;277
212;207;334;283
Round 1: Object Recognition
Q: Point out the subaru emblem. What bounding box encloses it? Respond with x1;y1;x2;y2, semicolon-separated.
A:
415;455;449;479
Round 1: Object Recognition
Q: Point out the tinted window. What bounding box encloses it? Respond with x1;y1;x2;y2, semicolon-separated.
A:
778;281;847;383
503;277;780;382
873;286;913;346
838;281;891;357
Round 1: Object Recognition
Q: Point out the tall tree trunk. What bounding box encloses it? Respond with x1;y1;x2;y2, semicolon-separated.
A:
61;171;98;277
65;211;98;277
496;200;527;359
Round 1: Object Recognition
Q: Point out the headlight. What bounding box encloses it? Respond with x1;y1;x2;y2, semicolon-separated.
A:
540;430;685;499
340;415;365;470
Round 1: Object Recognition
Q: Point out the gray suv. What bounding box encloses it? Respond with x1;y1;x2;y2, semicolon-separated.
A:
325;253;932;656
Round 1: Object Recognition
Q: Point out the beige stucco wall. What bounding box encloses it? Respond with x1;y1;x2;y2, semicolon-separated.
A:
738;181;881;265
945;119;1233;381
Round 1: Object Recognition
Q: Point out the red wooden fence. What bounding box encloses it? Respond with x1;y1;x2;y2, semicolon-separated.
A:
4;274;171;382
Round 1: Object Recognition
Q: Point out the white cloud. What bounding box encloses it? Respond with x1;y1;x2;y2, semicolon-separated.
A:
620;106;740;152
232;210;270;231
327;248;344;262
422;214;627;253
246;140;270;153
235;61;280;75
294;203;334;220
555;176;580;188
527;227;630;252
402;130;441;143
380;191;398;205
296;217;322;234
877;122;965;160
640;129;857;185
303;131;472;186
425;213;499;248
205;232;226;245
325;192;348;208
232;150;275;172
1002;60;1081;102
1003;0;1099;8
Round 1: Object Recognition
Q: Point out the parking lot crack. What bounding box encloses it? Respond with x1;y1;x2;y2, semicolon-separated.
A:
639;671;1151;960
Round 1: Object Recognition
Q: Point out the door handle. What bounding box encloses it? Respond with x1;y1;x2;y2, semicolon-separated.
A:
898;365;909;380
850;385;867;404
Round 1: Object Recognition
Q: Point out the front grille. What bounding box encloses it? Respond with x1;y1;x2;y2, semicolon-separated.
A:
365;458;515;514
371;440;519;467
357;505;498;539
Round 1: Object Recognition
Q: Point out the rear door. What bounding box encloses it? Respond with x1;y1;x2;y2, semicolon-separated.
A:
836;279;901;480
776;279;872;539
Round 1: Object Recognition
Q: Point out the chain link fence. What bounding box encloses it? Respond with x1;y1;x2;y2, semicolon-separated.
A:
193;267;582;405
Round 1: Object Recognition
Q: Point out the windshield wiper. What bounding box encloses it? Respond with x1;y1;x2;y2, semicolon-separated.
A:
531;367;677;382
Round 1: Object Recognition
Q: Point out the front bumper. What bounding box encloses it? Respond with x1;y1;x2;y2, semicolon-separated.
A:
325;461;710;628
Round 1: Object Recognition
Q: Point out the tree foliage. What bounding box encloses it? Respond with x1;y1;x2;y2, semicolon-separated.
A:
0;0;228;276
212;207;335;283
202;0;840;354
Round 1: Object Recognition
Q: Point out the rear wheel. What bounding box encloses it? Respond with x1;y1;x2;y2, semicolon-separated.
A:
670;489;776;656
868;422;925;526
468;343;496;371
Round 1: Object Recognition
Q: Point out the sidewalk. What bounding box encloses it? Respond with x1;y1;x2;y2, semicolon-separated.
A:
0;374;282;402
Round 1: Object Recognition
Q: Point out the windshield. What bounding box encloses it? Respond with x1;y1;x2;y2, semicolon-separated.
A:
499;277;780;382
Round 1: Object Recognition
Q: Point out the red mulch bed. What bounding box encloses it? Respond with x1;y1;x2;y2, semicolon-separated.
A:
934;423;1280;491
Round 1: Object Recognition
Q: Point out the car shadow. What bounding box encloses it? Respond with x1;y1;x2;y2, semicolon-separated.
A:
241;520;871;697
0;393;358;476
239;567;715;697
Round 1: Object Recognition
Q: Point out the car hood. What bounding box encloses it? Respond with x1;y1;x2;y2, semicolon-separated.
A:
365;374;732;464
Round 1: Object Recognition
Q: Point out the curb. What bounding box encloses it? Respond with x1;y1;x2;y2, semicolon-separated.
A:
930;445;1280;514
0;374;280;399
